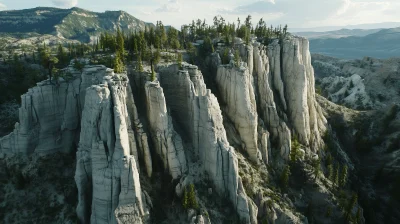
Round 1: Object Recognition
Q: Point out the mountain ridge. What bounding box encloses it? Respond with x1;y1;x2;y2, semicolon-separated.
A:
309;27;400;59
0;7;154;43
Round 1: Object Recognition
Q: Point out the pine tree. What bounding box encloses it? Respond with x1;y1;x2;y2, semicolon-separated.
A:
221;48;230;64
340;165;348;187
245;15;252;30
116;27;125;61
167;27;180;49
73;59;85;73
151;65;156;81
113;55;124;73
137;54;143;72
57;44;67;68
280;165;291;190
39;44;58;83
333;164;340;186
188;184;198;209
345;193;358;221
327;164;333;180
290;137;301;164
234;49;241;67
113;27;125;73
312;158;321;180
156;21;167;50
177;52;183;69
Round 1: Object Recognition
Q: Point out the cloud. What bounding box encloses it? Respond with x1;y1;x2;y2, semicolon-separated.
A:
216;0;360;27
0;2;6;10
156;0;182;13
51;0;78;8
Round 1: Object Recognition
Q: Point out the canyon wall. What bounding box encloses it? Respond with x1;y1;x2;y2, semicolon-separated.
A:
0;35;327;224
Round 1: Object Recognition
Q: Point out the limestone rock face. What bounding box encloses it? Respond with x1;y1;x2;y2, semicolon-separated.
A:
0;66;103;155
75;73;149;224
253;42;291;159
216;65;259;162
233;37;326;160
0;65;141;157
144;81;187;179
276;37;326;150
158;63;256;223
215;37;326;162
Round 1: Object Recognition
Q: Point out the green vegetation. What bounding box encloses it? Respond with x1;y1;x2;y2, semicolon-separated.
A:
280;165;291;190
290;137;301;164
92;14;289;74
339;165;348;187
182;184;198;210
38;44;59;83
177;53;183;69
344;193;358;221
221;48;230;65
327;164;333;180
311;158;321;180
73;59;85;73
113;27;125;73
151;67;156;82
333;163;339;186
137;55;144;72
234;50;241;67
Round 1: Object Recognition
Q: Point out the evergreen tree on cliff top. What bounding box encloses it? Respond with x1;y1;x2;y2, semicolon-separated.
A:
114;27;125;73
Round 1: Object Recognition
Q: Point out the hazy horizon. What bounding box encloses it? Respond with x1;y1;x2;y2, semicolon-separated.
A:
1;0;400;32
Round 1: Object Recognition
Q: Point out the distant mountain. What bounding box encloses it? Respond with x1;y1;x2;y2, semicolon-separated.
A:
295;28;382;40
309;27;400;59
291;22;400;32
0;7;154;43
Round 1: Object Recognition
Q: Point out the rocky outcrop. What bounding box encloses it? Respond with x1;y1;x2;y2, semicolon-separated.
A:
158;63;257;223
1;34;331;224
0;65;110;155
278;37;326;150
253;42;292;159
216;65;260;162
144;81;187;179
0;63;151;223
75;73;149;224
320;74;372;109
215;36;325;162
249;37;326;155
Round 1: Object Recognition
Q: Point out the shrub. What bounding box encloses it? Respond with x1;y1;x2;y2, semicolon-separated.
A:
290;137;301;163
315;85;323;95
280;165;291;190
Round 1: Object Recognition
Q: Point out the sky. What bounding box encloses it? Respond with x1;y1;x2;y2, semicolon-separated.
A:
1;0;400;30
